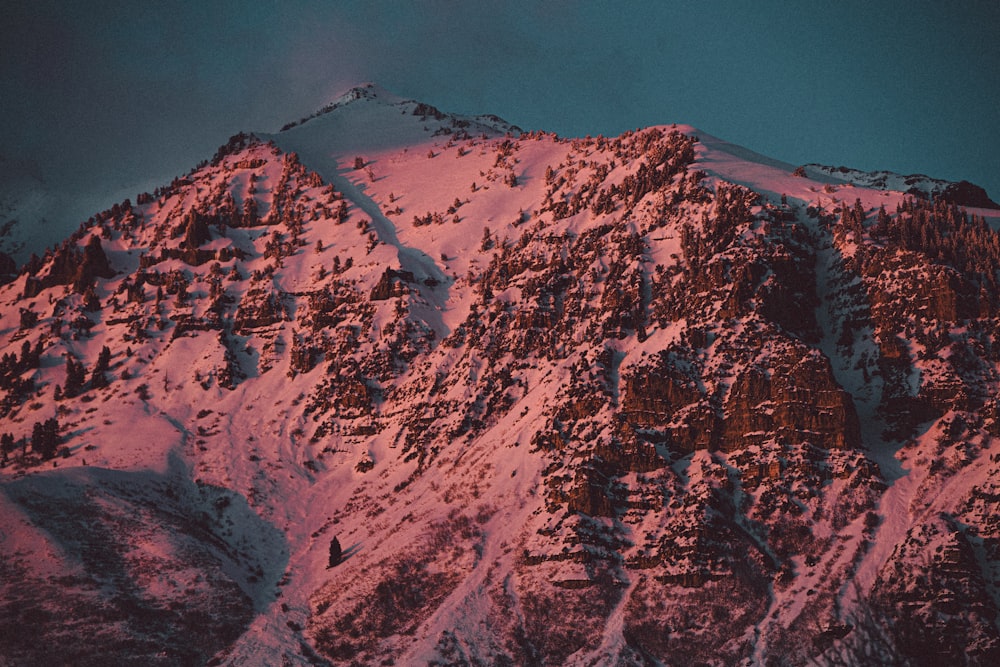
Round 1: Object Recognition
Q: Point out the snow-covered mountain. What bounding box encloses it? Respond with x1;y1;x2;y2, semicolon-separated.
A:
3;83;1000;665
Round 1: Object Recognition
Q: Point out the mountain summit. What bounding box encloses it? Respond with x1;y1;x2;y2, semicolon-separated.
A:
2;87;1000;665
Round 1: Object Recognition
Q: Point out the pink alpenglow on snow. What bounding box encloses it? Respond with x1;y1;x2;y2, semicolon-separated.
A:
2;85;1000;665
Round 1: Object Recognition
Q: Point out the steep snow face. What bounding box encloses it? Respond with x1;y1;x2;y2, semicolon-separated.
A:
2;88;1000;665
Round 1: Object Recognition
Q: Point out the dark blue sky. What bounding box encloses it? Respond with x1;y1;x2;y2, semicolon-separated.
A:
3;1;998;248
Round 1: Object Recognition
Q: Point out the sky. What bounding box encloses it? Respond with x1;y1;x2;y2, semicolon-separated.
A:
2;0;998;255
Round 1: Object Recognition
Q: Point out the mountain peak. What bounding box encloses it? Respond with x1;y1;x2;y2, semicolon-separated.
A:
319;82;408;114
279;82;519;139
278;82;399;132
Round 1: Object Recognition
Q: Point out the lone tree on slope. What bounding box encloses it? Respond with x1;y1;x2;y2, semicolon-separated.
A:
328;536;342;568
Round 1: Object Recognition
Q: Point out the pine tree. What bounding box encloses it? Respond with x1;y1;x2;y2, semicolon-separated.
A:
31;418;59;460
328;536;342;568
242;198;259;227
90;346;112;389
480;227;494;252
64;357;86;398
0;432;14;464
82;286;101;311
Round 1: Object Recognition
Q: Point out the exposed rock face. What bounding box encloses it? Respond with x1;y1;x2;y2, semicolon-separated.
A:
369;267;414;300
721;350;860;451
621;352;701;428
234;288;287;332
22;233;116;297
940;180;999;210
77;234;115;285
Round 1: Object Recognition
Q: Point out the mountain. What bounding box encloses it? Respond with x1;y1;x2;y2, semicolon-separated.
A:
3;83;1000;665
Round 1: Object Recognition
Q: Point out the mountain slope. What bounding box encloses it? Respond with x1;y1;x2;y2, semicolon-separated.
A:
2;84;1000;665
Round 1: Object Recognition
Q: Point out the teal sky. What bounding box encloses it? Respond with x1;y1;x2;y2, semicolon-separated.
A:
3;0;998;246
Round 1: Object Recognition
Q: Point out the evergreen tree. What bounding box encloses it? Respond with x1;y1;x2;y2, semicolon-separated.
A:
480;227;494;252
90;346;112;389
96;345;111;372
0;432;13;464
241;198;259;227
328;536;342;568
19;340;31;369
31;418;59;459
82;286;101;311
30;421;44;456
64;357;87;398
